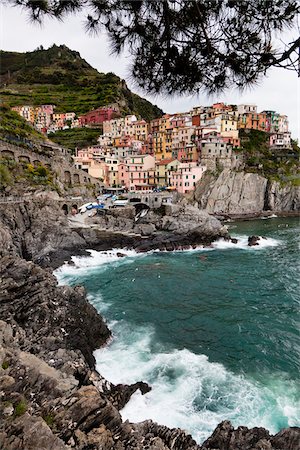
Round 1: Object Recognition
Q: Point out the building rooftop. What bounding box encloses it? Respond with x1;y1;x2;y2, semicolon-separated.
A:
156;158;175;165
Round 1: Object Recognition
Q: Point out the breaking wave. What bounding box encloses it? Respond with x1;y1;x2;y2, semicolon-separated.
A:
95;320;299;444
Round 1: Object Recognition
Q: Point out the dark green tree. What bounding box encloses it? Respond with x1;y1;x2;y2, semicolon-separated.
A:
8;0;300;94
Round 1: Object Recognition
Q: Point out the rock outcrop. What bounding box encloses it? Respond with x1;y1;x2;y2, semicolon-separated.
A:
192;169;300;216
0;199;228;268
265;179;300;212
201;420;299;450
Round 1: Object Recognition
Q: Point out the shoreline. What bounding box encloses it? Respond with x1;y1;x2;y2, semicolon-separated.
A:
216;210;300;221
47;210;299;269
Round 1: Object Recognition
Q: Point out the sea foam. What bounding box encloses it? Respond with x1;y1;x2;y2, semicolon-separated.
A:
95;320;299;444
55;234;281;281
212;235;281;250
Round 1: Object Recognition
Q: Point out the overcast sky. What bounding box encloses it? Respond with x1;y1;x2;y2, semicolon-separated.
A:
1;3;299;139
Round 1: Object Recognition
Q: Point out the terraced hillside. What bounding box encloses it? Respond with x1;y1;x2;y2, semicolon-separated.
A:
0;44;163;120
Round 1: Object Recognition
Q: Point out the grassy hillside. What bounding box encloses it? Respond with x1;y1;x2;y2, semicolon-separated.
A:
0;45;163;120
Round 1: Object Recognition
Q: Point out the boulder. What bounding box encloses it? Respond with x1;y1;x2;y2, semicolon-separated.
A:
248;235;261;246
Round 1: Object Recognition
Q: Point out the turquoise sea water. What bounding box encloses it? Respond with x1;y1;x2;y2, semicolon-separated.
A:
56;217;300;444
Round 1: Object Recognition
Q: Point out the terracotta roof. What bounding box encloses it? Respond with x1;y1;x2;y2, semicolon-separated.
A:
156;158;175;165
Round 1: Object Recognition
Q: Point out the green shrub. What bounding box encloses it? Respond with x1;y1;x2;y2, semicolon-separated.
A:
43;413;54;428
2;361;9;369
0;163;12;189
14;400;27;417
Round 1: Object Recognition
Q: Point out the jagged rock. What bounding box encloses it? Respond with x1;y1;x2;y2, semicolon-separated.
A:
107;381;151;410
201;420;300;450
0;414;67;450
133;223;156;236
0;255;110;368
160;205;228;238
135;421;201;450
201;420;271;450
248;236;261;246
73;426;114;449
266;180;300;211
0;200;86;264
55;385;122;443
271;427;300;450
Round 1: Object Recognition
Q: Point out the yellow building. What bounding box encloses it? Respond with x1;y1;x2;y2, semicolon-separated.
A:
152;131;165;160
106;156;120;187
133;120;148;141
155;159;180;186
159;115;172;132
219;114;238;133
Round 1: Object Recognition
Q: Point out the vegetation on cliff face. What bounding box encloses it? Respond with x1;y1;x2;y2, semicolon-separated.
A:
0;104;45;141
48;127;102;152
0;45;164;120
240;129;300;184
0;157;56;193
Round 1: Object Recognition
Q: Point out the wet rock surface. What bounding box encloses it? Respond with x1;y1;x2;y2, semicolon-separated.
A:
248;235;261;246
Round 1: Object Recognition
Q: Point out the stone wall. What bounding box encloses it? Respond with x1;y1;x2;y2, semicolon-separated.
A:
0;140;102;190
200;142;244;172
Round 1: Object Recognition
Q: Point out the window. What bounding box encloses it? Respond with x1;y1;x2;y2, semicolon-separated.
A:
186;175;188;179
193;175;195;179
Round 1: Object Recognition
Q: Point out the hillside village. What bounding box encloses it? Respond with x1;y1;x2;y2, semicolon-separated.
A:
11;101;295;194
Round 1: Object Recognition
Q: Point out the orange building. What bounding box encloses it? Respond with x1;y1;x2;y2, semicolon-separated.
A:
238;112;267;132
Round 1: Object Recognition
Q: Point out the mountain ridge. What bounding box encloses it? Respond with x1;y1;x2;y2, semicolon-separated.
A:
0;44;164;121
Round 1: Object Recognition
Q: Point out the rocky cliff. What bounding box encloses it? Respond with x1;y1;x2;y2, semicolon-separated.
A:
0;199;299;449
192;169;300;216
0;199;229;268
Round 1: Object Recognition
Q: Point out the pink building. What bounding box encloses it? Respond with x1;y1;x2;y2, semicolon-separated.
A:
74;148;108;182
270;132;292;149
170;162;207;194
119;155;155;191
40;104;55;115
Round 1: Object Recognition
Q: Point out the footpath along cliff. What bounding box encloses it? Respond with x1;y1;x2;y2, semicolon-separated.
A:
0;199;300;449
